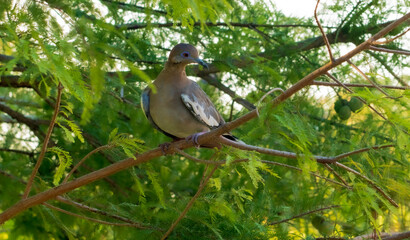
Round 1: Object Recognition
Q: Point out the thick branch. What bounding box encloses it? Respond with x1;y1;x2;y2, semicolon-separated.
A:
118;22;325;31
0;76;32;88
0;102;44;138
0;12;407;224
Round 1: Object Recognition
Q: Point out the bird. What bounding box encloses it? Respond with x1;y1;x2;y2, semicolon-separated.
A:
141;43;240;148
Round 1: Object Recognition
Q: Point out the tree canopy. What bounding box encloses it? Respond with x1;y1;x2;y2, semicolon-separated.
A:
0;0;409;239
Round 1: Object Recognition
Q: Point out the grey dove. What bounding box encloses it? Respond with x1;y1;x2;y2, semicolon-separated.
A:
141;43;240;146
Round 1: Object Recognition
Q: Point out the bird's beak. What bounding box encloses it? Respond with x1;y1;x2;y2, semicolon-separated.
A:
194;58;209;70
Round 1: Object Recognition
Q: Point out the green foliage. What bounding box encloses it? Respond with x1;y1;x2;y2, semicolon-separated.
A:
0;0;409;239
48;147;73;186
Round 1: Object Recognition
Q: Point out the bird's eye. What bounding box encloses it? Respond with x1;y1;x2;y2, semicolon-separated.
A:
182;52;189;58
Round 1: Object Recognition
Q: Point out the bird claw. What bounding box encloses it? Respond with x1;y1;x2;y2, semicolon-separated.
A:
159;142;171;155
186;132;206;148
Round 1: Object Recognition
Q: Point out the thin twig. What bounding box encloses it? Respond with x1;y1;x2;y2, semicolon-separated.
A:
367;51;409;87
323;164;350;187
334;162;398;207
310;80;409;90
347;60;399;99
63;144;115;184
161;165;219;239
42;202;147;228
315;0;335;62
22;82;63;199
268;205;340;225
55;196;160;230
324;72;388;120
175;149;350;188
371;28;410;45
369;46;410;55
218;137;394;164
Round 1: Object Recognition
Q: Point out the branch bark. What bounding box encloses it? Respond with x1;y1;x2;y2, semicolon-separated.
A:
22;83;63;198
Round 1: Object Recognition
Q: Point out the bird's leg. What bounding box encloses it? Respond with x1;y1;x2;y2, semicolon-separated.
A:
158;138;181;155
186;132;207;148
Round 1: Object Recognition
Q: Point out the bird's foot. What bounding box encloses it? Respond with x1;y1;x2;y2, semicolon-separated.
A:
186;132;206;148
158;142;171;155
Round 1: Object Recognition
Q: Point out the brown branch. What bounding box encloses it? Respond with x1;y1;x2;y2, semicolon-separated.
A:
161;165;218;240
323;164;350;187
369;45;410;55
0;12;407;223
268;205;340;225
22;82;63;199
315;0;335;62
219;137;394;164
353;231;410;240
42;202;148;228
1;169;150;229
310;80;409;90
334;162;398;207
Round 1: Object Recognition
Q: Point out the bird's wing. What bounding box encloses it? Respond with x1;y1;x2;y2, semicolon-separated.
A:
181;81;225;129
141;87;178;138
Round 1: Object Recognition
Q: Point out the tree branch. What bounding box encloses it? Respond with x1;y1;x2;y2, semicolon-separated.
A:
334;162;398;207
161;165;218;240
0;12;407;223
268;205;340;225
175;149;349;188
118;21;327;31
369;45;410;55
22;82;63;199
42;202;150;229
310;81;409;90
315;0;335;62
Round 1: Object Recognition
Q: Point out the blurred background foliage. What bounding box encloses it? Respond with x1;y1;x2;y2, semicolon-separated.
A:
0;0;409;239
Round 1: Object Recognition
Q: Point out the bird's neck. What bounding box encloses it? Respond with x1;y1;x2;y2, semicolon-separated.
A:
161;61;188;82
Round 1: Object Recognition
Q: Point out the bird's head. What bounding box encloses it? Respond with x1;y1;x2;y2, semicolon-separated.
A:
168;43;208;69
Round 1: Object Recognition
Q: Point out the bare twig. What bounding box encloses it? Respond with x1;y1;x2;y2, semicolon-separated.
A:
347;60;399;99
268;205;340;225
371;28;410;45
161;165;219;240
310;80;409;90
62;144;115;184
353;231;410;240
43;202;148;228
323;164;350;187
315;0;335;62
22;82;63;199
369;46;410;55
1;12;408;223
334;162;398;207
218;137;394;164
